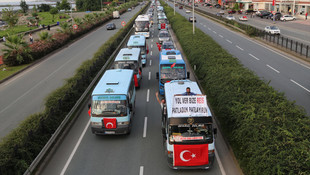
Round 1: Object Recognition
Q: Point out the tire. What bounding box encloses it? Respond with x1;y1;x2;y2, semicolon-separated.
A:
293;18;296;20
283;19;286;21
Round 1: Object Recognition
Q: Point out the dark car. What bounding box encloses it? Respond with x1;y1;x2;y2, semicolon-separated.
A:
179;6;183;9
228;10;236;14
106;23;116;30
258;11;271;18
162;41;175;50
204;3;212;6
268;12;282;20
245;9;256;15
214;4;221;8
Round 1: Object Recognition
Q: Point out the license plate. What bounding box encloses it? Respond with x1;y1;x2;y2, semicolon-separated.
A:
105;131;115;134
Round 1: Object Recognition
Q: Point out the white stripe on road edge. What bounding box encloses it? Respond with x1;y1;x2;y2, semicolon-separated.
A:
148;72;151;80
152;39;153;42
150;60;152;66
139;166;144;175
219;35;223;38
236;45;244;51
249;53;260;60
150;51;153;56
266;64;280;73
290;79;310;93
213;31;217;34
226;39;232;44
215;149;227;175
151;44;153;48
143;117;147;138
60;119;90;175
146;89;150;102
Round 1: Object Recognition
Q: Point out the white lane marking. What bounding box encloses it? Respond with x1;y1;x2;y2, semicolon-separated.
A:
215;149;227;175
213;31;217;34
146;89;150;102
208;27;211;30
150;60;152;66
219;34;223;38
266;64;280;73
226;39;232;44
139;166;144;175
150;51;153;56
290;79;310;93
204;25;207;27
249;53;260;60
236;45;244;51
200;22;203;25
60;119;90;175
151;44;153;48
152;39;153;42
148;72;151;80
143;117;148;138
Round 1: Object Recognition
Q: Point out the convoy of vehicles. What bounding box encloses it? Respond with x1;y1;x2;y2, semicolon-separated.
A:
134;14;150;38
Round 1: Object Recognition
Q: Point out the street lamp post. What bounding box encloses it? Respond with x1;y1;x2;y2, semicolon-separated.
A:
174;0;176;15
101;0;103;11
192;0;195;34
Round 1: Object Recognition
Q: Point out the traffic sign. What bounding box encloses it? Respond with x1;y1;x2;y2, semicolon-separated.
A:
73;24;78;30
121;21;126;27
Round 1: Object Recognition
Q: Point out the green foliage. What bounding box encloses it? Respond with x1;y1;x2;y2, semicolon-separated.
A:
2;34;32;66
20;0;29;13
49;7;59;22
57;22;72;34
161;1;310;175
2;7;19;28
233;3;239;11
56;1;61;11
38;31;54;41
76;0;101;11
60;0;71;11
38;4;51;12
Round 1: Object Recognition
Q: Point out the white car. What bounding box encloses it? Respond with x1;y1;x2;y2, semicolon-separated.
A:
186;10;191;13
280;15;296;21
226;15;235;20
239;16;248;21
264;26;280;35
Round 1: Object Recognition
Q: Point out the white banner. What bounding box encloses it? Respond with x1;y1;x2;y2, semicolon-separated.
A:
171;95;208;117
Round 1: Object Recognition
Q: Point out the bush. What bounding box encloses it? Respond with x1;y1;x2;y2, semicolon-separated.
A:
162;1;310;175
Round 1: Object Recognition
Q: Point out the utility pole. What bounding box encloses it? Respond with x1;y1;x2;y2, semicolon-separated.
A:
192;0;195;34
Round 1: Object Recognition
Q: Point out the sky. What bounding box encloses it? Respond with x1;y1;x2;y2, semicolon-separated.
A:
0;0;35;2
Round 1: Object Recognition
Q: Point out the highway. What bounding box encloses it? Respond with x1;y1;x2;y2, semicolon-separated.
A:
0;7;143;139
167;1;310;115
40;5;242;175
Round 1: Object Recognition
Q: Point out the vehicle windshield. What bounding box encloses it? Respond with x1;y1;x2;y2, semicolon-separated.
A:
135;21;149;32
159;32;169;37
158;19;166;24
160;64;186;80
270;26;279;30
162;43;174;49
169;124;213;144
92;95;127;117
114;61;138;73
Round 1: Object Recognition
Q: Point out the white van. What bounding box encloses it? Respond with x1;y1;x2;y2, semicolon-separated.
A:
113;11;120;19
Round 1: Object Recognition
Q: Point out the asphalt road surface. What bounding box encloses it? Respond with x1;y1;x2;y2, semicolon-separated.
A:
40;6;242;175
0;7;143;139
168;1;310;115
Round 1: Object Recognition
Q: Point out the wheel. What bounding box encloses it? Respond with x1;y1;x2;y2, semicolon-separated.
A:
283;19;286;21
293;18;296;20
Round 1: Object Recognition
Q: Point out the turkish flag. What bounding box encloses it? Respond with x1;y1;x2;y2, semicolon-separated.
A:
173;144;209;166
103;118;117;129
171;63;176;68
272;0;275;6
156;42;161;51
134;74;138;87
161;23;166;29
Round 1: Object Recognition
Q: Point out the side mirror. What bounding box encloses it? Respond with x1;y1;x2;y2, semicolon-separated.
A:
162;128;167;139
156;72;159;79
133;24;135;28
213;128;217;135
129;103;133;110
187;72;190;79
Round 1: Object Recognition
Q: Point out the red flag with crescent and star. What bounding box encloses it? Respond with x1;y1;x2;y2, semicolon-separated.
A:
103;118;117;129
272;0;275;6
156;42;161;51
173;144;209;166
171;63;176;68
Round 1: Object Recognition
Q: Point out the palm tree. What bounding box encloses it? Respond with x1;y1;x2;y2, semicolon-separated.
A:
2;34;33;66
38;31;55;41
57;22;72;34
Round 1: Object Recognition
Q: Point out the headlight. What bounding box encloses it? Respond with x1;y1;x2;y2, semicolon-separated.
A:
118;121;130;125
167;151;173;158
91;122;102;127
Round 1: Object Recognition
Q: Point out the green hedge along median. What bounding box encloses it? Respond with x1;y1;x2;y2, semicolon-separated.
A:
162;1;310;175
0;2;149;174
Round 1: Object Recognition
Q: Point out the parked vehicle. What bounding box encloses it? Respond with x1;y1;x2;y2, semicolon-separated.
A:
258;11;271;18
264;26;280;35
226;15;235;20
189;16;197;22
179;6;183;9
214;4;221;8
239;16;248;21
268;12;282;20
280;15;296;21
219;10;225;15
106;23;116;30
245;9;256;15
228;9;236;14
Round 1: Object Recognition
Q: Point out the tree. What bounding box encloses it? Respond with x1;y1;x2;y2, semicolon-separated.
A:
38;4;51;12
38;31;54;42
50;7;58;22
32;5;37;13
20;0;29;13
57;22;72;34
56;1;61;11
2;7;19;28
60;0;71;12
2;34;33;66
75;0;101;11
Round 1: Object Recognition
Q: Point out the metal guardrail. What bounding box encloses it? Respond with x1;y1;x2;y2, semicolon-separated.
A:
176;1;310;58
23;3;149;174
